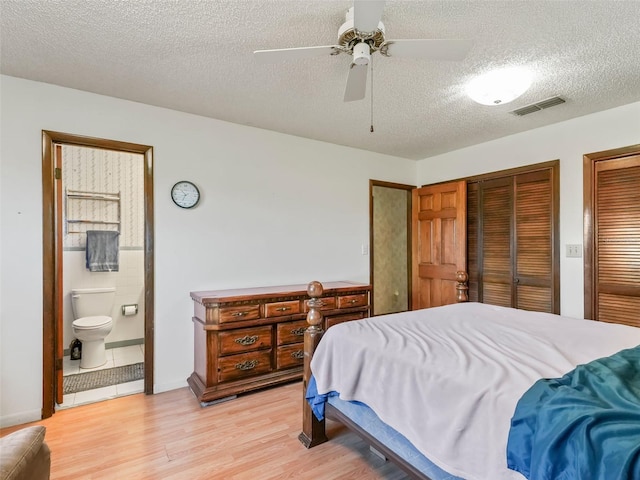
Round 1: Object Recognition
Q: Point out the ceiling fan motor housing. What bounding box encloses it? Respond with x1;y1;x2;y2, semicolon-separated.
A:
338;7;386;54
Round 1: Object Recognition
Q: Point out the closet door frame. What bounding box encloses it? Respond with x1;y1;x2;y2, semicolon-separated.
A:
583;144;640;319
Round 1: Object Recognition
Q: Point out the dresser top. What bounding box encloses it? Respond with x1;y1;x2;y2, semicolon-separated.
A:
191;281;370;304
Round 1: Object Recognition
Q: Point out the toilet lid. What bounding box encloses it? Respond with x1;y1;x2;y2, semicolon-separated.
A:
73;315;112;328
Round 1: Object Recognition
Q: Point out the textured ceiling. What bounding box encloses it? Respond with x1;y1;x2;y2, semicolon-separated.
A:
1;0;639;160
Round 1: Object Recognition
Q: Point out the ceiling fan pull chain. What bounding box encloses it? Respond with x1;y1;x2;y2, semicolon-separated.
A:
370;54;374;133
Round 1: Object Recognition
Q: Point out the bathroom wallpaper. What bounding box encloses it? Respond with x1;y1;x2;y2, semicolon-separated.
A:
62;145;144;249
373;186;409;315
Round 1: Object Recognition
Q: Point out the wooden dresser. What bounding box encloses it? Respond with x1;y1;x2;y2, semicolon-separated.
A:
188;281;371;404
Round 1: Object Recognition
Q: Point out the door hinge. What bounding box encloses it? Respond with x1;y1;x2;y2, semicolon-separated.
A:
54;167;62;180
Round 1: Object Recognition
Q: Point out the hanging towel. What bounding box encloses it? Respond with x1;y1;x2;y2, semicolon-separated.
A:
86;230;119;272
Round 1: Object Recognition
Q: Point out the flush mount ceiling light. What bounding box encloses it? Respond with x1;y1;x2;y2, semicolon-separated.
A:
466;67;532;106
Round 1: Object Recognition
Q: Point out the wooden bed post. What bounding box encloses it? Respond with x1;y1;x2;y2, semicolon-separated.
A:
298;280;328;448
456;271;469;303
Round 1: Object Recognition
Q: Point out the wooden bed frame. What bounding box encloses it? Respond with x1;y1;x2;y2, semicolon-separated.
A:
298;273;469;479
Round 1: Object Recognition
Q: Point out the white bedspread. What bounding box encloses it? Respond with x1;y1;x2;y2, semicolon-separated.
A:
310;302;640;480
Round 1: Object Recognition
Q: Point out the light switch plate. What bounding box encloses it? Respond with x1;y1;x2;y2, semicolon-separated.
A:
566;244;582;258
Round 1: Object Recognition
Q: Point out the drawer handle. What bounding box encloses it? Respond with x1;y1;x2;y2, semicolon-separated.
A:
291;327;306;336
276;306;291;312
231;311;248;317
235;359;259;371
234;335;258;346
348;299;358;304
291;350;304;360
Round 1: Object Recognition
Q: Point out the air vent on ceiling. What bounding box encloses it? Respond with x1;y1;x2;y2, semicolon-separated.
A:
510;96;566;116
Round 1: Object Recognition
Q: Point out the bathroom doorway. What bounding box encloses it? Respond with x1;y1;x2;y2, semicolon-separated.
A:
369;180;413;316
42;131;154;418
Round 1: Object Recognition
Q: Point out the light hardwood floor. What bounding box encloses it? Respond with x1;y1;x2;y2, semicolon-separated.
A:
1;381;410;479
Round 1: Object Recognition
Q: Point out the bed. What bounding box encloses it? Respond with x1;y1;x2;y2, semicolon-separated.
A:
298;280;640;480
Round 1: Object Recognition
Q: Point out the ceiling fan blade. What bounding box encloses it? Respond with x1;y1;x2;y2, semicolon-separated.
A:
353;0;385;33
382;39;472;61
254;45;340;63
344;63;368;102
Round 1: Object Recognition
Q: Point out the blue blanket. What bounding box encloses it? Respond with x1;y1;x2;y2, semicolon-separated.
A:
305;376;337;420
507;345;640;480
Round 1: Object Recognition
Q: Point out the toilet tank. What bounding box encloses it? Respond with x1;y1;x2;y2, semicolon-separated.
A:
71;287;116;319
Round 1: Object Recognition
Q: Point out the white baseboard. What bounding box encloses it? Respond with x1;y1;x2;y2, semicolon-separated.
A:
153;379;188;394
1;381;189;427
0;409;42;429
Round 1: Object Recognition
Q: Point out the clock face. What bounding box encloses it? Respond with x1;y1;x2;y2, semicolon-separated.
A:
171;181;200;209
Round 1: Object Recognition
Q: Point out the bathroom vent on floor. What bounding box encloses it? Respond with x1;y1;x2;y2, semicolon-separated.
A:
510;96;566;116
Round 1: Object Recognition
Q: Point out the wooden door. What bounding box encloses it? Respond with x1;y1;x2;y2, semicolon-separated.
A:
478;177;513;307
55;145;64;405
514;169;557;312
411;181;466;309
592;154;640;326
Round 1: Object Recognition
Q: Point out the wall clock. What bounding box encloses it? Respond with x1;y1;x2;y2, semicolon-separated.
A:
171;180;200;209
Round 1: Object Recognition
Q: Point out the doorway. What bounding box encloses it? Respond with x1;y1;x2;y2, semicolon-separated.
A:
42;131;154;418
369;180;413;316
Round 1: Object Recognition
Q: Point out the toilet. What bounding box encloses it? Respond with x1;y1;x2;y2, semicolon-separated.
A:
71;287;115;369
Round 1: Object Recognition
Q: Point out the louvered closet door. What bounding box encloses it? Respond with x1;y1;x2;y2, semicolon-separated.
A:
595;155;640;327
514;170;555;312
467;183;479;302
468;164;558;313
480;177;513;307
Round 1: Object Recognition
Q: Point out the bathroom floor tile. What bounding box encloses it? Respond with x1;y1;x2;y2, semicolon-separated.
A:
58;393;76;409
63;357;81;375
60;346;145;409
113;350;144;367
114;345;141;356
78;358;115;372
116;379;144;396
73;385;118;405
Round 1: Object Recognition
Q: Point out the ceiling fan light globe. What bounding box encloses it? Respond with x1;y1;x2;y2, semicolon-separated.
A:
466;67;532;106
352;42;371;65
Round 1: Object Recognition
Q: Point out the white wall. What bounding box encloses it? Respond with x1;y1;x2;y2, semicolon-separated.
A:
417;101;640;319
0;75;418;427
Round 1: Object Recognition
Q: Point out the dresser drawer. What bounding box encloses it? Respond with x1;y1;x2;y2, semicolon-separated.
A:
277;319;307;345
276;344;304;370
218;350;272;382
303;296;336;312
218;326;272;355
218;304;261;324
264;300;300;318
337;294;368;309
326;311;366;329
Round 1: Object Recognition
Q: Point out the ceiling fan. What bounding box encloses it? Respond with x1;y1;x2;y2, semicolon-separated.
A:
254;0;472;102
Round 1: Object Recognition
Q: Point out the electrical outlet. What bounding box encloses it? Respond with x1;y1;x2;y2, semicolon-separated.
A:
566;244;582;258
